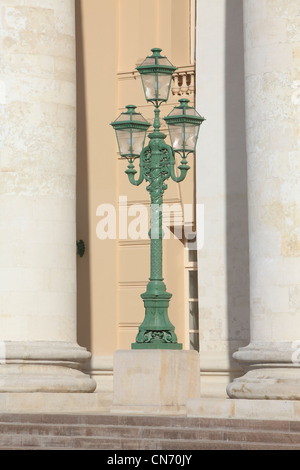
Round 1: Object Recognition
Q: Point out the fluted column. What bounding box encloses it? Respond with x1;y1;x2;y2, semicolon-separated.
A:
0;0;95;391
227;0;300;399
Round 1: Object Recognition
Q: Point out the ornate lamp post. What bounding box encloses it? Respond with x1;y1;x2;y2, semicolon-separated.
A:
111;48;205;350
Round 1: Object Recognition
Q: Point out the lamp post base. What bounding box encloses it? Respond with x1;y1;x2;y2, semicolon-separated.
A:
132;342;182;350
131;284;182;350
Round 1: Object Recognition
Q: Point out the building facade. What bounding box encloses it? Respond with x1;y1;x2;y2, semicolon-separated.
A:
0;0;300;411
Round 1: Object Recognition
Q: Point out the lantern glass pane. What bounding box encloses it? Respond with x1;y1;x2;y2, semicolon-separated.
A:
139;55;174;68
142;74;157;101
186;108;199;116
115;112;149;123
168;106;202;118
168;123;199;152
142;73;172;102
158;57;173;67
169;125;184;151
168;108;183;117
116;129;146;157
184;124;199;151
142;57;156;66
115;113;131;122
131;129;146;155
116;129;132;156
157;74;172;100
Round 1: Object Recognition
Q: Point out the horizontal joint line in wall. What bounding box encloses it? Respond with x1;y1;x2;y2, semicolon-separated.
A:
118;240;151;247
119;282;148;288
118;323;140;328
118;198;182;207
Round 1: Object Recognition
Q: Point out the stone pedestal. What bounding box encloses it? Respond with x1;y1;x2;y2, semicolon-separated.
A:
111;350;200;415
227;0;300;400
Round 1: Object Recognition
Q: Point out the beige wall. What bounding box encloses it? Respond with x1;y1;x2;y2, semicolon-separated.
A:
76;0;196;380
76;0;118;357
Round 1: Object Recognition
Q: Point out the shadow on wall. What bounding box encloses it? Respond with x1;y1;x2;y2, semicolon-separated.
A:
225;0;250;379
75;0;92;351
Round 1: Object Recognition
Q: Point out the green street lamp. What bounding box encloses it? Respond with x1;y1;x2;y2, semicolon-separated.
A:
111;48;205;350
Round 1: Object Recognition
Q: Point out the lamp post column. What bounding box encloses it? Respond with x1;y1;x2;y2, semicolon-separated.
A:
148;110;165;287
227;0;300;399
0;0;95;391
132;109;181;349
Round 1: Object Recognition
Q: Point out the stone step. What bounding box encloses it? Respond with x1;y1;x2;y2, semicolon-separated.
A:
0;431;298;451
0;422;225;440
1;421;300;445
0;433;299;451
1;414;300;450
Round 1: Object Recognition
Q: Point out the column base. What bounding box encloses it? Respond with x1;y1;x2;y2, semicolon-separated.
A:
227;342;300;400
111;349;200;415
0;341;96;393
227;368;300;400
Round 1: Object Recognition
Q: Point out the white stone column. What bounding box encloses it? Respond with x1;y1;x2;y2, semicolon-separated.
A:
0;0;95;391
227;0;300;399
195;0;250;397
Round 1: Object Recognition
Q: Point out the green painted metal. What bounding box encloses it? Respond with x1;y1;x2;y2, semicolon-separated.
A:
110;49;205;350
76;240;85;258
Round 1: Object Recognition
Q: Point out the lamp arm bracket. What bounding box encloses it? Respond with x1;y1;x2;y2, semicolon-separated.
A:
125;148;148;186
169;147;190;183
